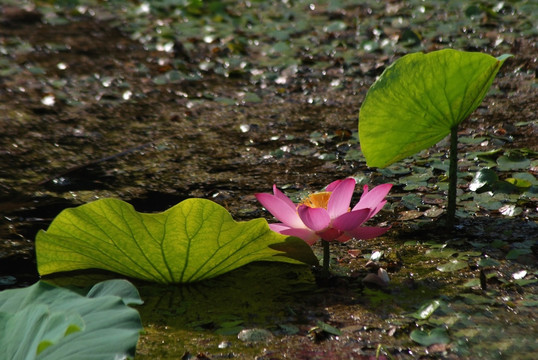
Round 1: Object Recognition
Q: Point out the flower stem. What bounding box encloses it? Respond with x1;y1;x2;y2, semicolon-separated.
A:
447;125;458;229
322;240;330;277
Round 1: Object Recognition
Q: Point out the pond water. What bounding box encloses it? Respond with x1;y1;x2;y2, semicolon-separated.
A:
1;1;537;358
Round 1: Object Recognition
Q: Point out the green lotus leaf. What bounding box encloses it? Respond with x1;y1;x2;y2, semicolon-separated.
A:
359;49;512;168
36;198;318;284
0;280;142;360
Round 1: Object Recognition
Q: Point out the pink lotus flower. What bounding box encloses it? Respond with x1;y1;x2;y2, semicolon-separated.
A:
256;178;392;245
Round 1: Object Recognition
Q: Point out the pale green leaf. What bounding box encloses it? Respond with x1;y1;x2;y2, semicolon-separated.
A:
0;305;85;359
411;299;441;320
36;198;317;284
359;49;512;168
0;280;142;360
436;259;468;272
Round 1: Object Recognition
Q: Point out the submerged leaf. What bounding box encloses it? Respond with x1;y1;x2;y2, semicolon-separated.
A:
359;49;512;168
478;258;500;267
410;327;450;346
237;328;274;342
36;198;318;284
497;154;531;171
459;293;496;305
505;248;532;260
437;259;468;272
316;320;342;336
515;279;538;286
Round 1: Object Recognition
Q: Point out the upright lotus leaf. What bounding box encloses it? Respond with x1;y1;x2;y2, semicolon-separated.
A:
36;198;318;284
359;49;512;168
0;280;142;360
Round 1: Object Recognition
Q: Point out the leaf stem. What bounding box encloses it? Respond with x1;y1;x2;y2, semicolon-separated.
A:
447;125;458;229
322;240;330;277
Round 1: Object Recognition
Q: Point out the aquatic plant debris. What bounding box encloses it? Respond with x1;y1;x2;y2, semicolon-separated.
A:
36;198;318;284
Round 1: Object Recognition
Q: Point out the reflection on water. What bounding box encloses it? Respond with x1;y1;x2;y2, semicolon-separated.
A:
44;262;318;332
137;262;317;332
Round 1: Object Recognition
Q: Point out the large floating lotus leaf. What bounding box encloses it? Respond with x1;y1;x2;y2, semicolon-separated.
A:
36;198;318;284
0;280;142;360
359;49;512;168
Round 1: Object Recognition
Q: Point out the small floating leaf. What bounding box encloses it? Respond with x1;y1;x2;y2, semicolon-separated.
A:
459;293;496;305
437;259;468;272
463;278;481;287
514;279;538;287
505;248;532;260
278;324;299;335
497;154;531;171
411;300;441;320
478;258;500;267
521;298;538;307
424;206;444;218
36;198;318;284
425;248;458;259
237;328;273;342
410;327;450;346
469;169;498;192
242;92;262;103
512;172;537;185
401;194;422;209
505;177;532;190
316;321;342;336
379;164;411;176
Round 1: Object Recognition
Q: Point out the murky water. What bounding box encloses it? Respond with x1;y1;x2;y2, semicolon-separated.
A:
1;1;537;358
